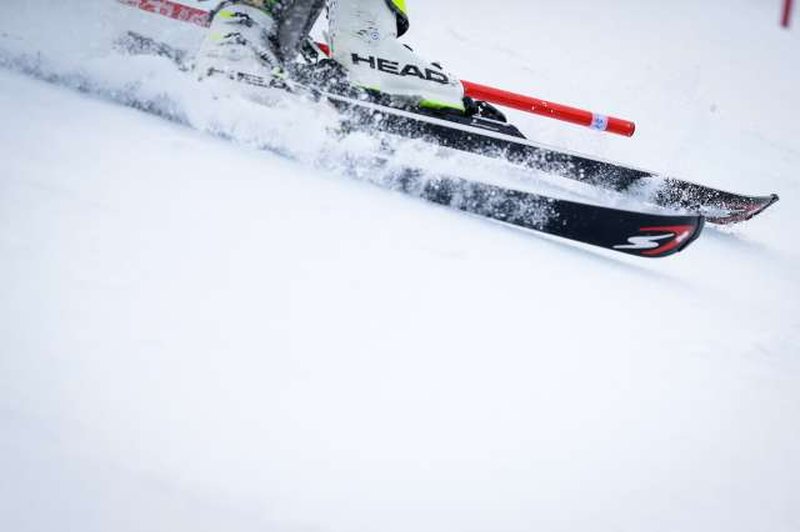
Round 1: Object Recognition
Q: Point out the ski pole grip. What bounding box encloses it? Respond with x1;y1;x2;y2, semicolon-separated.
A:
461;81;636;137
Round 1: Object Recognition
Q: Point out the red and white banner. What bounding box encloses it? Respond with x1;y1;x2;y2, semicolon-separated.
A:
118;0;209;27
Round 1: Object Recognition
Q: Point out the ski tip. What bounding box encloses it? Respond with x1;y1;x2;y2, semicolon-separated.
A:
707;193;780;225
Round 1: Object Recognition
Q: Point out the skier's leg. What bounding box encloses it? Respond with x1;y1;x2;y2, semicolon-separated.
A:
274;0;326;61
195;0;325;79
328;0;465;112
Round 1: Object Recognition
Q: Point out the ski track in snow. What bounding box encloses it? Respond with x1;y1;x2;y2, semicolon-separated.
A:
1;1;799;532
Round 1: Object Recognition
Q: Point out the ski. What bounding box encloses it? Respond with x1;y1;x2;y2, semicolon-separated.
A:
383;167;704;258
311;84;779;227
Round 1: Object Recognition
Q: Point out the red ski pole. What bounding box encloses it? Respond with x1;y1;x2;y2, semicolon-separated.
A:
461;81;636;137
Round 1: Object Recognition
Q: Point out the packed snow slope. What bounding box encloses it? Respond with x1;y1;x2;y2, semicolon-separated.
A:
1;1;799;532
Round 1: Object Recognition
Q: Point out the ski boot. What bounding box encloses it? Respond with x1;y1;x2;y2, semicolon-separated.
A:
327;0;467;114
195;0;325;88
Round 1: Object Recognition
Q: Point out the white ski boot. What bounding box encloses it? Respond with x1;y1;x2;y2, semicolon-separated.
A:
195;0;283;84
196;0;327;84
328;0;466;112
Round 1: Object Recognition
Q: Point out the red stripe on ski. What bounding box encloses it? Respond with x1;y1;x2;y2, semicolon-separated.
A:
640;225;699;257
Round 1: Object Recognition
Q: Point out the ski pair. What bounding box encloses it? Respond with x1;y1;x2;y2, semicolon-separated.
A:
117;31;706;258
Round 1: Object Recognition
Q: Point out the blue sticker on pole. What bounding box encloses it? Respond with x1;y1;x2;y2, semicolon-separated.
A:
591;113;609;131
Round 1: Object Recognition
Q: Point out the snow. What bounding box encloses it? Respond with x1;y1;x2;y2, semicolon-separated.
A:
1;1;799;532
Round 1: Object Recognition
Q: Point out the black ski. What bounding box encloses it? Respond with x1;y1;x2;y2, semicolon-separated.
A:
383;167;704;258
